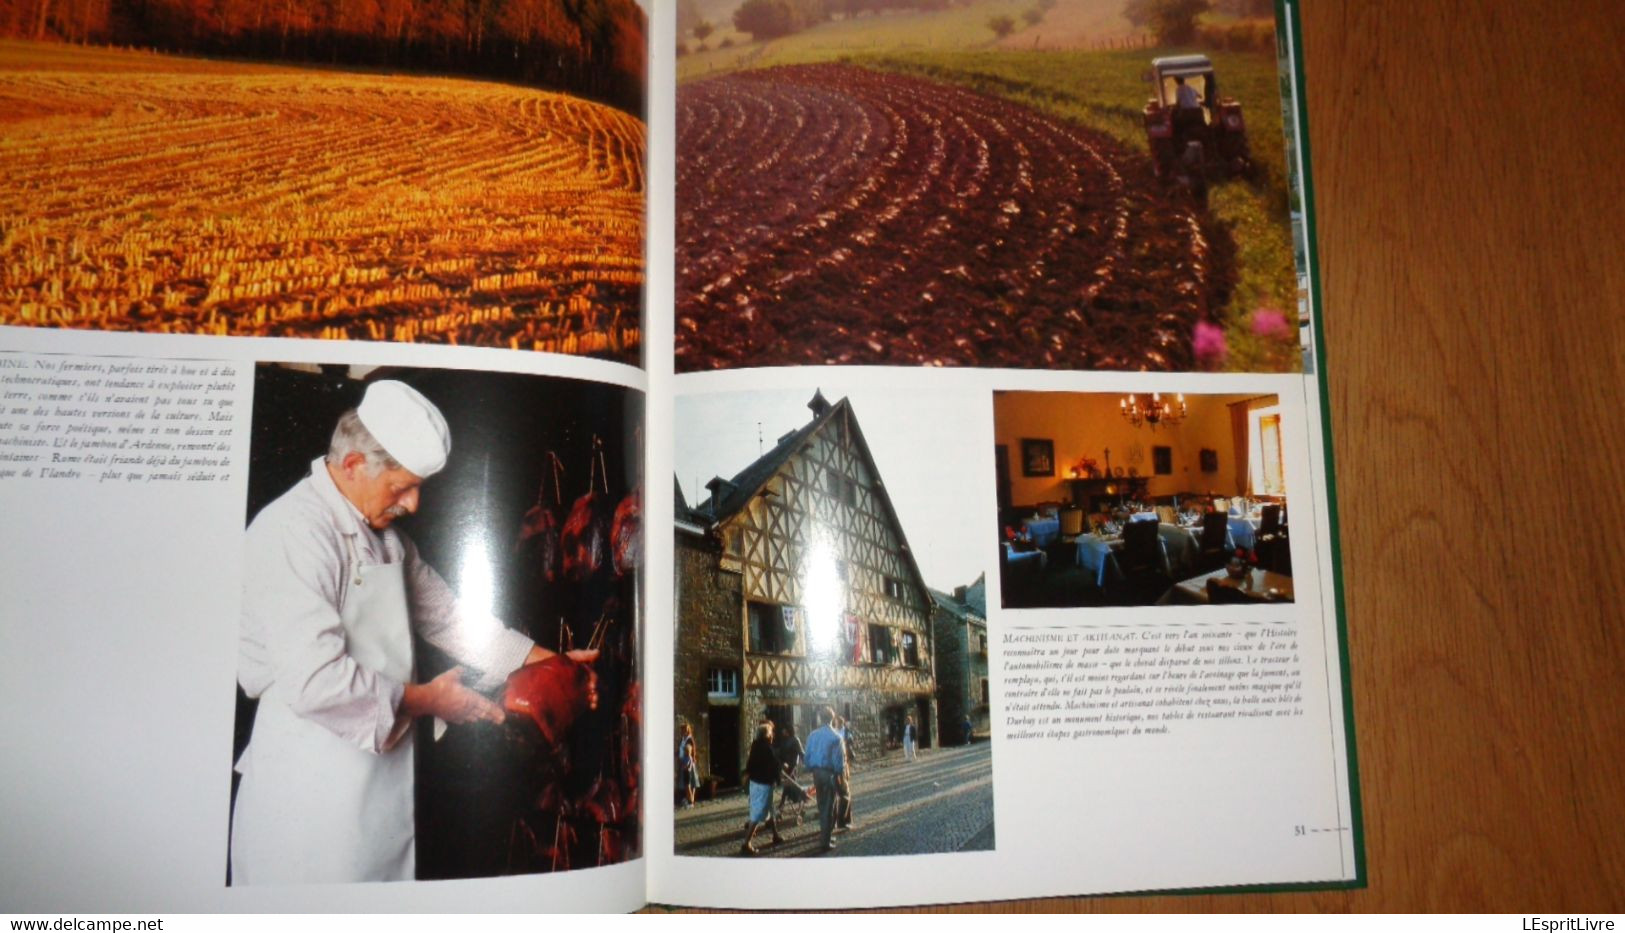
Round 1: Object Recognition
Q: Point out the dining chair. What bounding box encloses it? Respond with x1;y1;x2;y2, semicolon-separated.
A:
1197;512;1230;570
1112;519;1169;603
1118;519;1164;575
1059;507;1085;541
1257;504;1287;573
1258;504;1282;537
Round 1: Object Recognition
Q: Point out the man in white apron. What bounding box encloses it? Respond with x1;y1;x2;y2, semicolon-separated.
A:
231;380;594;885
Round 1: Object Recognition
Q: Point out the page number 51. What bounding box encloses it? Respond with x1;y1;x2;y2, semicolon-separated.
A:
1294;825;1306;836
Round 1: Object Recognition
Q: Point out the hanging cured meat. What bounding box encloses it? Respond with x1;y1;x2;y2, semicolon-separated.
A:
561;437;612;581
515;452;566;583
610;486;642;577
502;655;598;744
560;491;608;581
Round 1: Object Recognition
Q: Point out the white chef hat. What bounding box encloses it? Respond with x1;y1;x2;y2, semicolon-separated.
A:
356;380;451;478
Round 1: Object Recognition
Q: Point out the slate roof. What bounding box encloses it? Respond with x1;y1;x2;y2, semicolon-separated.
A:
689;392;840;523
675;474;709;528
929;583;987;624
680;390;936;614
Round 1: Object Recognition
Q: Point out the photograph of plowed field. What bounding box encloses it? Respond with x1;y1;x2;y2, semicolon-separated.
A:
0;42;645;364
676;62;1229;371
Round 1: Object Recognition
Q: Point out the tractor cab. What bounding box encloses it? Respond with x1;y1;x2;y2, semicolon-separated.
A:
1143;54;1252;183
1150;55;1220;121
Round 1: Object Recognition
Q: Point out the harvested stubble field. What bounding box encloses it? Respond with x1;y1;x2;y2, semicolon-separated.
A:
0;42;644;363
676;63;1233;370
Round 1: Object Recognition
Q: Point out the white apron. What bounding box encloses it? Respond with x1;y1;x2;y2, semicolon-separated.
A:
231;557;416;884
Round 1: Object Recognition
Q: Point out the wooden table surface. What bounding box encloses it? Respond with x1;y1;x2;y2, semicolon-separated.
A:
1172;565;1294;603
943;0;1625;913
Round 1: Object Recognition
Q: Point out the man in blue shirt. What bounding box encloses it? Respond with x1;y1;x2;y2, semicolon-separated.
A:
803;706;845;852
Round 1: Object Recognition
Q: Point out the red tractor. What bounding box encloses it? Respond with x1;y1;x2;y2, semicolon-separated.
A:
1142;54;1253;186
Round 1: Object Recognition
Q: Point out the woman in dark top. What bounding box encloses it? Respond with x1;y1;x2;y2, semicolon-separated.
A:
677;723;698;808
741;722;783;855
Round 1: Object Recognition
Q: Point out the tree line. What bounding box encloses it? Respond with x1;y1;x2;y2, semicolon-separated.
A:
726;0;970;42
1123;0;1273;46
0;0;648;115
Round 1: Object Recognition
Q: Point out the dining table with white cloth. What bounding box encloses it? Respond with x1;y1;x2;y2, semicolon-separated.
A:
1022;516;1061;548
1073;523;1200;587
1226;510;1269;551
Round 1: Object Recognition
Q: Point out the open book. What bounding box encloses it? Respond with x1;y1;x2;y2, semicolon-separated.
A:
0;0;1360;912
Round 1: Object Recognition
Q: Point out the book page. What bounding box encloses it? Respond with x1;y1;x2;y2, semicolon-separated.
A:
0;1;651;912
645;0;1358;909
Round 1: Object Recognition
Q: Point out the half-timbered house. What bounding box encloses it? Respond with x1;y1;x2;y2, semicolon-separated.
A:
675;391;937;786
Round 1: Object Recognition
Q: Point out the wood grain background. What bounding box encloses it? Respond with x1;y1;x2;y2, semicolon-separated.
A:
826;0;1625;913
988;0;1625;912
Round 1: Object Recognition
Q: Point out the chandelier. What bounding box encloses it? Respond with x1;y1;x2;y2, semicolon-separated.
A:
1121;393;1186;430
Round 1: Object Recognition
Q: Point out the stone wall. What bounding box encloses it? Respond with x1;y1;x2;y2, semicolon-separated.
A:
933;607;989;744
674;529;741;780
933;607;970;743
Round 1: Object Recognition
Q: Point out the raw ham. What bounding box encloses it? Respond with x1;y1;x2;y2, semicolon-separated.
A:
560;490;610;581
561;438;613;581
502;655;597;743
515;454;566;582
610;486;642;577
515;503;561;582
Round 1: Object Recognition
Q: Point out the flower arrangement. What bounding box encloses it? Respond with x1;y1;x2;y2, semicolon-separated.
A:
1004;526;1034;550
1226;547;1259;579
1070;456;1100;478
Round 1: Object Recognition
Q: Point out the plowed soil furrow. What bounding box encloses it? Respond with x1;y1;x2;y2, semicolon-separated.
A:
676;63;1234;371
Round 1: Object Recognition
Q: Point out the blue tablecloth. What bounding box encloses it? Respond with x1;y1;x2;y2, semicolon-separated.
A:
1004;542;1048;575
1075;535;1122;587
1228;516;1259;550
1157;523;1201;574
1023;517;1061;548
1075;531;1178;586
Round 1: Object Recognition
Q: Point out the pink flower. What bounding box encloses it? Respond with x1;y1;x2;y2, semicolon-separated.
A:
1251;308;1291;340
1193;321;1228;369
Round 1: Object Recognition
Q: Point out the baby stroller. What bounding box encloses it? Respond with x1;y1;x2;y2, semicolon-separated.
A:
776;773;813;826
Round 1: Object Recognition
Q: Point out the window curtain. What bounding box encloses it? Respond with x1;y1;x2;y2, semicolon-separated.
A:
1229;400;1251;495
1227;396;1278;495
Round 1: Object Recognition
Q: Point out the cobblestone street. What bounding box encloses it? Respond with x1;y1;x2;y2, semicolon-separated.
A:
674;741;994;858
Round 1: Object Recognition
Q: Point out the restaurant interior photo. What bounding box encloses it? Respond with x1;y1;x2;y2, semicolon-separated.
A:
994;390;1294;609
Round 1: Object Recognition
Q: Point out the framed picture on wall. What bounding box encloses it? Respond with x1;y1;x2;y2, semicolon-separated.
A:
1153;446;1172;475
1200;448;1219;473
1021;438;1055;477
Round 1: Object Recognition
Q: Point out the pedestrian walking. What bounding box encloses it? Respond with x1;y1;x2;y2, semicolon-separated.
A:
774;721;806;823
836;716;855;831
678;723;699;808
741;722;783;855
903;714;917;761
804;707;845;852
